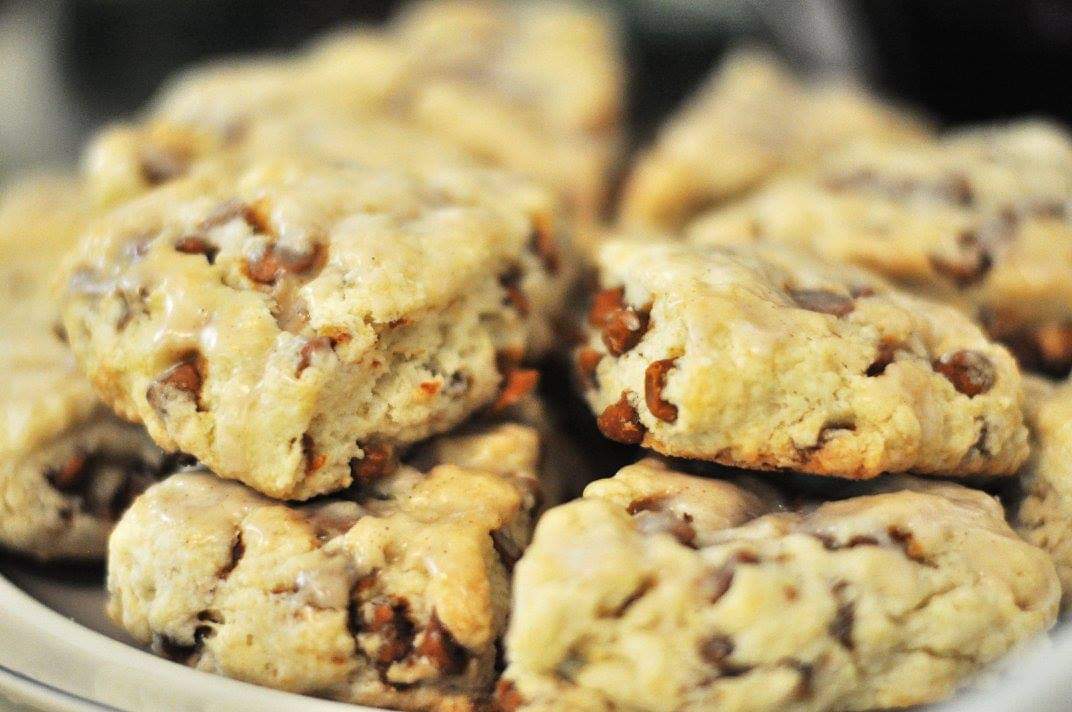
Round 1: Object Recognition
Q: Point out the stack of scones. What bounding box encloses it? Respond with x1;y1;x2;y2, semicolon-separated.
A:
4;3;1072;710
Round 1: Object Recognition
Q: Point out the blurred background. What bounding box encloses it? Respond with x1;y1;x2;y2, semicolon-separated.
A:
2;0;1072;173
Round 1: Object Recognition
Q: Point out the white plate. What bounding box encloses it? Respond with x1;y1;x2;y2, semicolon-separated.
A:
2;555;1071;712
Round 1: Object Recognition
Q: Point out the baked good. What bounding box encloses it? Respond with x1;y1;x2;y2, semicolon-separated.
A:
1016;377;1072;606
499;460;1060;711
108;422;542;711
578;238;1028;479
382;0;624;242
148;33;407;141
82;107;476;209
0;176;166;560
619;49;926;231
84;111;572;357
60;153;559;499
90;1;623;246
689;121;1072;375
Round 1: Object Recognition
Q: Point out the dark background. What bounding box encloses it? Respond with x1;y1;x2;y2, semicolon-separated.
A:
3;0;1072;170
58;0;1072;136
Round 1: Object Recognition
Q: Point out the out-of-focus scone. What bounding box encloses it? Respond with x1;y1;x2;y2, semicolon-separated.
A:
499;462;1060;711
60;153;559;500
383;0;624;241
92;1;623;243
1016;377;1072;606
689;121;1072;375
578;238;1028;479
148;33;408;140
0;176;167;560
108;422;542;712
82;109;476;209
619;49;927;231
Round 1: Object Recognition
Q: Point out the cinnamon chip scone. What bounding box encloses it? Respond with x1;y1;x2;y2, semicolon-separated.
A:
1016;377;1072;606
499;462;1059;711
382;0;624;240
0;176;166;560
60;154;560;499
689;121;1072;375
578;238;1028;479
619;49;926;231
107;422;543;712
82;109;475;209
148;33;408;139
83;112;572;357
98;1;623;243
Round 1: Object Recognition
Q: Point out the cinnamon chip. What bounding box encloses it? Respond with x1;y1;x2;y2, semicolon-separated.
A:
147;355;203;412
1035;323;1072;372
350;443;397;482
302;434;327;474
928;231;992;287
597;391;646;444
933;350;996;396
644;358;678;422
494;680;525;712
888;526;928;563
414;613;468;675
246;243;324;284
575;346;603;389
588;287;650;356
588;286;625;327
365;596;415;665
529;213;560;275
174;235;219;263
789;288;855;317
491;368;539;413
45;453;88;491
629;497;696;546
499;267;530;316
140;146;188;186
866;340;899;377
297;336;334;375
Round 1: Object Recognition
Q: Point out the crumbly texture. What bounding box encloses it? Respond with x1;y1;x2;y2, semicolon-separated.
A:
102;1;622;248
689;121;1072;376
0;175;166;560
619;49;927;231
107;422;542;712
1016;377;1072;606
501;464;1060;711
579;238;1028;479
61;153;559;500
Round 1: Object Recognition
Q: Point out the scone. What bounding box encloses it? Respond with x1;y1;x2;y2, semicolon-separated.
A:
148;32;408;140
0;176;166;560
83;111;572;357
96;1;623;244
108;422;543;712
578;238;1028;479
1016;377;1072;606
382;0;624;242
619;49;927;231
82;108;474;209
498;459;1060;711
689;121;1072;375
60;153;560;500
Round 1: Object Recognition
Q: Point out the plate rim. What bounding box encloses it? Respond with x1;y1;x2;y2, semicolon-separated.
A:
0;572;383;712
